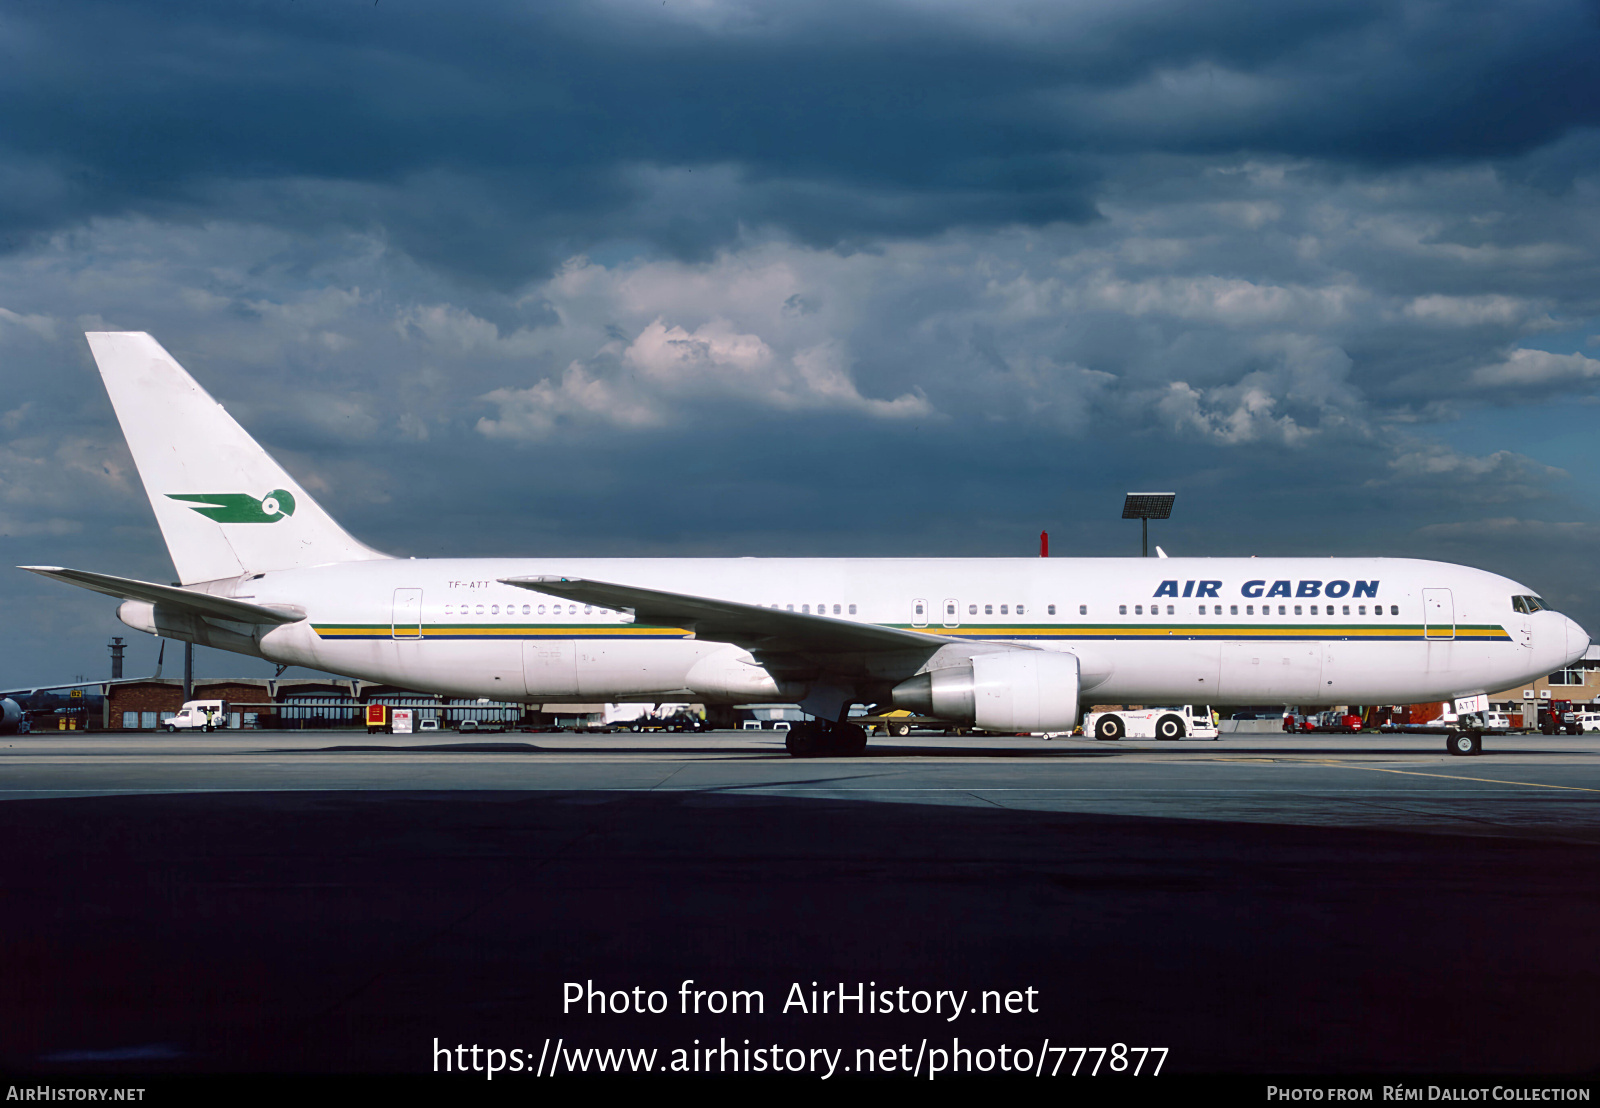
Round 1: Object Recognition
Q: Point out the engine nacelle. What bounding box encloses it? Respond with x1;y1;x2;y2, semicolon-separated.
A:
891;650;1081;732
0;697;21;734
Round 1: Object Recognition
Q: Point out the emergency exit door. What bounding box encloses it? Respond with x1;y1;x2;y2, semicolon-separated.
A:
1422;588;1454;640
392;588;423;639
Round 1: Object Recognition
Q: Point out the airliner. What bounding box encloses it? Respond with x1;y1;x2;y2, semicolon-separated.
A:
20;332;1590;757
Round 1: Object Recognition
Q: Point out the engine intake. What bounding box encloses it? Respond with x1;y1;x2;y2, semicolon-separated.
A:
891;650;1081;732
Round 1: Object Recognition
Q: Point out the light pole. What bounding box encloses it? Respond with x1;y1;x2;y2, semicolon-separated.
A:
1122;492;1175;557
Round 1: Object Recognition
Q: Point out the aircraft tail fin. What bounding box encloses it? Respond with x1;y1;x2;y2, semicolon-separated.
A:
85;332;391;584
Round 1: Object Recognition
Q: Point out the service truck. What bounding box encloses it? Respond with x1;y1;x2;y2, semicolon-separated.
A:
1083;704;1218;741
163;699;229;732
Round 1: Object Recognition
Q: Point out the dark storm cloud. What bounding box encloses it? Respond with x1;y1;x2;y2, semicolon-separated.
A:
6;1;1600;684
3;0;1599;278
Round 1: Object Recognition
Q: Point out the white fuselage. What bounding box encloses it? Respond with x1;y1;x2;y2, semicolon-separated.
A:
158;555;1588;710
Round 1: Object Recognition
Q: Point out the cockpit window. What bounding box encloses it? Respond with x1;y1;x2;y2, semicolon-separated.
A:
1512;595;1549;614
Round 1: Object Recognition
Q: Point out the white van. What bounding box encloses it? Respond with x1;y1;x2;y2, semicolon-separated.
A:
164;699;229;732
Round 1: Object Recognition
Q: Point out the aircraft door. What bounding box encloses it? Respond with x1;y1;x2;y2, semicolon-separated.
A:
943;599;960;628
391;588;423;639
1423;589;1455;640
912;598;928;628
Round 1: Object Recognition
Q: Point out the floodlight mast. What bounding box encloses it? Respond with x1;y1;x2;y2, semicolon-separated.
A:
1122;492;1175;557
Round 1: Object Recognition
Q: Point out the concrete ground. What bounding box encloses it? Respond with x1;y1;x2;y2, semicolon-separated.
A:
2;729;1598;1078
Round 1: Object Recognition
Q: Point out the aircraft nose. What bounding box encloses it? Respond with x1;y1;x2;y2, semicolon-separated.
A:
1567;615;1592;664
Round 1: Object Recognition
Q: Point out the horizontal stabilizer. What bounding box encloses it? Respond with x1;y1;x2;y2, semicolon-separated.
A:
18;566;306;625
500;575;952;654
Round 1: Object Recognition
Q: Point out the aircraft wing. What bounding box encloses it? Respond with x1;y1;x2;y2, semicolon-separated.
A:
500;575;954;654
18;566;307;625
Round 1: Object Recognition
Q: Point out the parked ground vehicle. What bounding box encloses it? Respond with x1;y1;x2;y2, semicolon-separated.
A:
1576;712;1600;733
163;699;228;732
1481;711;1515;731
879;711;915;737
856;709;928;737
457;718;508;734
1281;710;1360;733
630;710;709;732
1461;710;1520;733
1537;699;1582;735
1083;704;1219;741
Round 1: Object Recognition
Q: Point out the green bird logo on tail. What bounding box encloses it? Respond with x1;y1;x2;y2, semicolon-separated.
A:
167;489;297;523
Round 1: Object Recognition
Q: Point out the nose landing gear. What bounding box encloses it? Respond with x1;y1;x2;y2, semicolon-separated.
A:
1447;730;1482;756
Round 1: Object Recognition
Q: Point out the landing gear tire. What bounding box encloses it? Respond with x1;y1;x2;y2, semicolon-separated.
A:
1156;714;1185;740
1095;716;1124;741
1448;730;1482;757
785;723;821;758
834;723;868;756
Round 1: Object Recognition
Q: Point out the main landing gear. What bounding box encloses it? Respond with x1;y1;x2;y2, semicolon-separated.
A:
785;720;869;758
1447;730;1482;757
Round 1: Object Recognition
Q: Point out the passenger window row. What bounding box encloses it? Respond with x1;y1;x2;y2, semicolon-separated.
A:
961;603;1027;616
443;602;596;617
441;601;866;620
1115;604;1402;617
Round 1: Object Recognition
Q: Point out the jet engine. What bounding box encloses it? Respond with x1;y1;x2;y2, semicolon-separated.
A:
0;697;22;733
890;649;1081;732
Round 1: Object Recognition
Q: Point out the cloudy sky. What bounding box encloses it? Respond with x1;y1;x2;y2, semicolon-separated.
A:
4;0;1600;686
